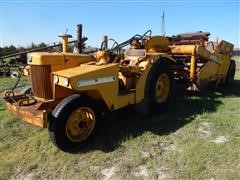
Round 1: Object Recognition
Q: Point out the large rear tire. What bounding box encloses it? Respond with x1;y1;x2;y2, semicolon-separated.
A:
48;94;97;152
225;60;236;84
136;60;174;114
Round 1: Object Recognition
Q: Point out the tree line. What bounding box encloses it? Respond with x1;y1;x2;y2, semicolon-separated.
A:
0;42;47;57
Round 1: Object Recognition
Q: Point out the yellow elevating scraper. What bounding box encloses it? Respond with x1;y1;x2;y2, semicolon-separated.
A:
3;27;235;152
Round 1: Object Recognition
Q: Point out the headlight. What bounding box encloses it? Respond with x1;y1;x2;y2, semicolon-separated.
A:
64;77;69;86
53;75;59;84
27;54;32;63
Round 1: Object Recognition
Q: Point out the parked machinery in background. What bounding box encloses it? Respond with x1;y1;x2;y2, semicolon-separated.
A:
0;59;11;76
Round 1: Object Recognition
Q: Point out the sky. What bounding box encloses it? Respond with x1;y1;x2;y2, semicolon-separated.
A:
0;0;239;48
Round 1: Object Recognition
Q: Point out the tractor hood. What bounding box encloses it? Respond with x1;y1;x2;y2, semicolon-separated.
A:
27;52;95;66
52;63;119;90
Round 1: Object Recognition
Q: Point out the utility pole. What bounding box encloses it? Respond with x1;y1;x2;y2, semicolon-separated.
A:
161;11;166;36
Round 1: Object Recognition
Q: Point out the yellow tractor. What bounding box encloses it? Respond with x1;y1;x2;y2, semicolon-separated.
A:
3;28;235;152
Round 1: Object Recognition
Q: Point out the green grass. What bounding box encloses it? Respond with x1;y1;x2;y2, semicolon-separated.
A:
0;72;240;179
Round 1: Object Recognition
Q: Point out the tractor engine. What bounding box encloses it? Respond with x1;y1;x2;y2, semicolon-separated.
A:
27;34;95;100
28;53;63;100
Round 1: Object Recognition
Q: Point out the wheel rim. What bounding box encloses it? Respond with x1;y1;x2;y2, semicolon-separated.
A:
66;107;95;142
155;73;170;103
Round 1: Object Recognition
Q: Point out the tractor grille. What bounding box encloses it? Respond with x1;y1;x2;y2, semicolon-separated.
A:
30;65;53;99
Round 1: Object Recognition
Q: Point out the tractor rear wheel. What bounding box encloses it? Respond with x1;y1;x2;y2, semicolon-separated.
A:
48;94;96;152
139;60;174;114
225;60;236;84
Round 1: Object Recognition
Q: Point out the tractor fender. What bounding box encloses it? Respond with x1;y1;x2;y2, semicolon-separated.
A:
156;54;176;63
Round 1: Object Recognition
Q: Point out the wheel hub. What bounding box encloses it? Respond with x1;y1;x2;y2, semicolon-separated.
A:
66;107;95;142
155;73;170;103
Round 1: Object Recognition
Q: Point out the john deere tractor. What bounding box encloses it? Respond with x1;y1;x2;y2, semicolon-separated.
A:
3;28;235;152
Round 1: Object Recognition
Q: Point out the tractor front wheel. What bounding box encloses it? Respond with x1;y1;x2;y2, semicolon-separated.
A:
48;94;96;152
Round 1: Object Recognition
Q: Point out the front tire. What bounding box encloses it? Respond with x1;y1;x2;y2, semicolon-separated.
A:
48;94;96;152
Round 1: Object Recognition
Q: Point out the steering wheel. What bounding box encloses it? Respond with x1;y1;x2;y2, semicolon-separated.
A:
143;30;152;38
100;38;120;55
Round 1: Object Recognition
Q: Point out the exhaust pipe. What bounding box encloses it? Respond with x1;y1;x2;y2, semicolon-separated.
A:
77;24;83;53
